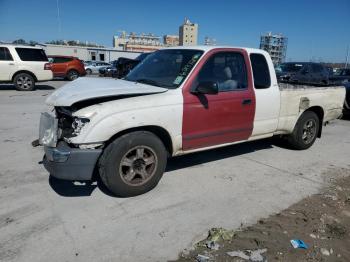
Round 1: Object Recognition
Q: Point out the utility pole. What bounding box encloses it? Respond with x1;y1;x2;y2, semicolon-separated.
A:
345;45;349;69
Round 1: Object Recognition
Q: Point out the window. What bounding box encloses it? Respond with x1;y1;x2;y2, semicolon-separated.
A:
15;48;48;61
91;52;96;61
50;57;72;63
125;49;203;89
0;47;13;61
250;53;271;89
99;53;105;61
194;52;248;92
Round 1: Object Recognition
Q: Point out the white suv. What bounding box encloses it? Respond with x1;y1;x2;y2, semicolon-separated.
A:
0;44;53;91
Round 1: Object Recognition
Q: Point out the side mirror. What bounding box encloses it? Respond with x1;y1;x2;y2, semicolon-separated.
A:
193;81;219;95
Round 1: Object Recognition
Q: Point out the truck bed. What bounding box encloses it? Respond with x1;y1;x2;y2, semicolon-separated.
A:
276;83;345;134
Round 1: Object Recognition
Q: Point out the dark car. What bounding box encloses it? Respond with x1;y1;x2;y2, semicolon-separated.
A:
98;53;152;78
276;62;330;86
329;68;350;85
99;60;118;77
343;80;350;114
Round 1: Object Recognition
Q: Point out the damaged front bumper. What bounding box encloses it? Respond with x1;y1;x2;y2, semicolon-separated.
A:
43;141;102;181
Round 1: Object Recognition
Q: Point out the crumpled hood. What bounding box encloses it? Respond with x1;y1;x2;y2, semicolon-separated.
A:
46;77;167;107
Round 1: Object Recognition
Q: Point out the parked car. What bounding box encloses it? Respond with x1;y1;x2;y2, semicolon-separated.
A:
84;61;111;75
98;60;118;77
343;80;350;114
39;47;345;197
329;68;350;85
114;53;152;79
0;44;53;91
277;62;330;86
48;56;86;81
99;53;152;78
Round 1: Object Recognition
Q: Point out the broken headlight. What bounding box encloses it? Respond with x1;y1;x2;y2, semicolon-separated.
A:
72;117;90;136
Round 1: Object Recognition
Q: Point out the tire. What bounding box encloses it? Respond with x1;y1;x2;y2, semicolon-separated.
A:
86;69;92;75
66;70;79;81
287;111;319;150
13;73;35;91
99;131;167;197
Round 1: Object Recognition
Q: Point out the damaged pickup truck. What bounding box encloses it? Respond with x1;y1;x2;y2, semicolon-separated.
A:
39;46;346;197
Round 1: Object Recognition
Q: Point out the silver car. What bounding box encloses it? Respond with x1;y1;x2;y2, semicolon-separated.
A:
85;61;111;75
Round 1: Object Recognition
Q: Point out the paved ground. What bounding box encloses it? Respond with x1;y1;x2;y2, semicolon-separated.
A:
0;79;350;262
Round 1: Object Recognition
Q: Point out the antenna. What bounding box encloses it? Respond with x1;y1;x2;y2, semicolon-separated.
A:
345;44;349;69
56;0;62;37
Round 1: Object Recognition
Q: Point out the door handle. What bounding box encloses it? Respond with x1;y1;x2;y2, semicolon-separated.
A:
8;63;15;65
242;99;252;105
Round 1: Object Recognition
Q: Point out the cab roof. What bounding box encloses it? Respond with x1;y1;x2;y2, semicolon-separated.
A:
165;45;269;56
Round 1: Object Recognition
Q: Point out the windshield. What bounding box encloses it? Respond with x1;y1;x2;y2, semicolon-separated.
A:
125;49;204;89
280;63;305;73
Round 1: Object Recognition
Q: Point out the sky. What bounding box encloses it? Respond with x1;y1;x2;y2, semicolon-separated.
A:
0;0;349;62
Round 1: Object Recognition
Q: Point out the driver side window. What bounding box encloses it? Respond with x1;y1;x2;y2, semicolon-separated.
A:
193;52;248;92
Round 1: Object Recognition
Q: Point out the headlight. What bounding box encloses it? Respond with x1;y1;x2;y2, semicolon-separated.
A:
72;117;90;136
39;112;58;147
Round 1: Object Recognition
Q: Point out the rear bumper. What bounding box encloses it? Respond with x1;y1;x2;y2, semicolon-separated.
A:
36;70;53;81
43;141;102;181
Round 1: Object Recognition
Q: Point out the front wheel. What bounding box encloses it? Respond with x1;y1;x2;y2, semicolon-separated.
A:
287;111;319;150
99;131;167;197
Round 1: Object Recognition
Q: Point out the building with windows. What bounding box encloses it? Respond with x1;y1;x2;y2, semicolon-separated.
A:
163;35;179;47
259;32;288;65
113;31;163;52
179;18;198;46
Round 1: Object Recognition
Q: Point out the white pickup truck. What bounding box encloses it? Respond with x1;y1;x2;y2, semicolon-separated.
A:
39;46;345;197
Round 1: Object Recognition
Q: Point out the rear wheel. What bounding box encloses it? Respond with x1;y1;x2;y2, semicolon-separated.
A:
86;68;92;75
287;111;319;150
66;70;79;81
13;73;35;91
99;131;167;197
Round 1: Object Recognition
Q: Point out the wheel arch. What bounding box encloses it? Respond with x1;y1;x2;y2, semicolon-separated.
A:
104;125;173;156
12;70;38;82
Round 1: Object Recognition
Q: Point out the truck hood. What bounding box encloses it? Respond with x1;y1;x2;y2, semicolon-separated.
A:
45;77;167;107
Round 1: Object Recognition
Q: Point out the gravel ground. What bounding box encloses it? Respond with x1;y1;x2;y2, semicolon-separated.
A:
174;168;350;262
0;78;350;262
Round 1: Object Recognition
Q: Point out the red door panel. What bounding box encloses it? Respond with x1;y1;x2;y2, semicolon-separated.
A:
182;48;256;151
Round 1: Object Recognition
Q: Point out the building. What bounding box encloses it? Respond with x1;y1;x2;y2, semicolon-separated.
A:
113;31;163;52
42;44;141;62
259;32;288;65
163;35;179;47
179;18;198;46
204;36;216;46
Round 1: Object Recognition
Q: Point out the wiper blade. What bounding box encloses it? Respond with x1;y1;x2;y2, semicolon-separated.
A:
135;78;162;87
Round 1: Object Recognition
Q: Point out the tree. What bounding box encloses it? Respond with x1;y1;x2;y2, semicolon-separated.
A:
29;40;38;46
12;39;26;44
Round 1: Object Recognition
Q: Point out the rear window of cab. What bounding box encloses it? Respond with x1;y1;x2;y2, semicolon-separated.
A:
15;48;48;62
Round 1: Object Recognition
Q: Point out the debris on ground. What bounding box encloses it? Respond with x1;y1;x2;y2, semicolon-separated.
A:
226;248;267;261
172;170;350;262
31;139;40;147
206;227;234;242
206;241;220;250
290;239;308;249
196;254;210;262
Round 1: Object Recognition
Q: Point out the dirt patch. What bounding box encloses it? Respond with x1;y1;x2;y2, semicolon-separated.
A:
173;172;350;262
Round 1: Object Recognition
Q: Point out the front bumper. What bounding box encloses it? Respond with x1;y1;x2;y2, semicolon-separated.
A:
43;141;102;181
